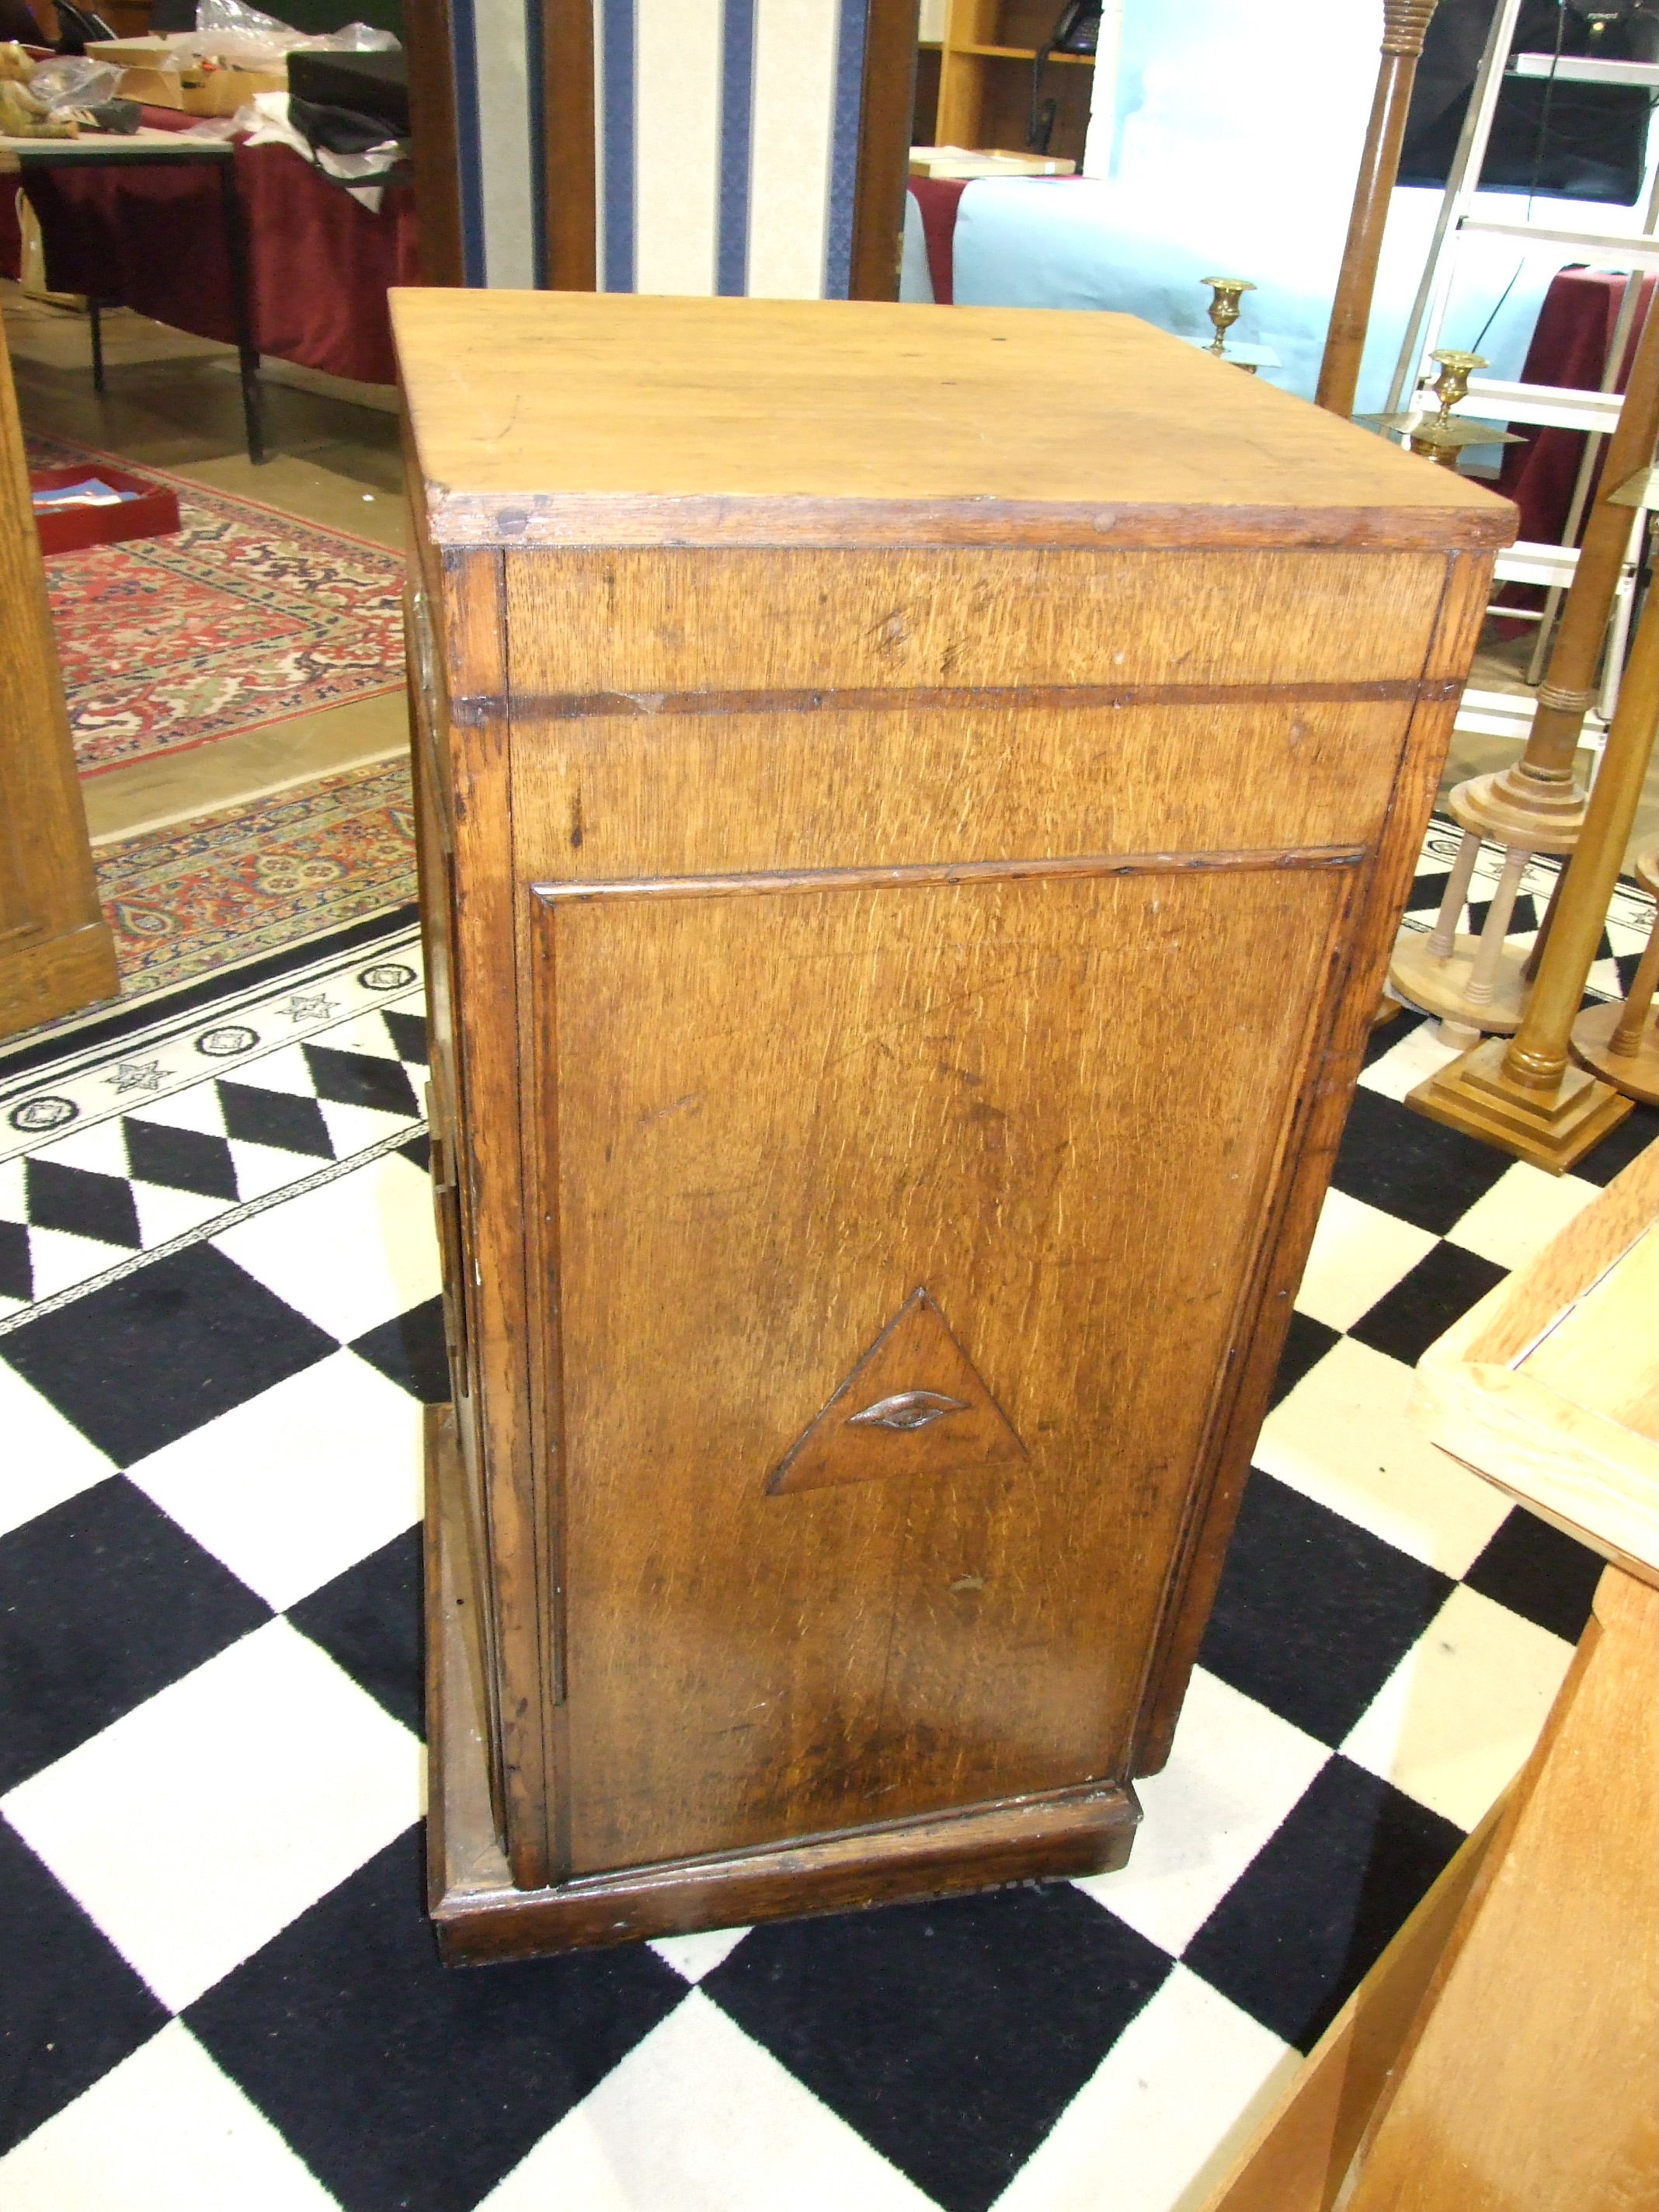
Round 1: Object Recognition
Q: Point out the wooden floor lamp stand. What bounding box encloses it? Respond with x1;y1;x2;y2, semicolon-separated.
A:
1388;777;1581;1048
1408;591;1659;1171
1571;840;1659;1105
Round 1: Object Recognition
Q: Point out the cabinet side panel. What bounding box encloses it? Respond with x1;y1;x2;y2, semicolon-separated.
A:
1132;551;1496;1776
433;547;554;1890
540;857;1353;1874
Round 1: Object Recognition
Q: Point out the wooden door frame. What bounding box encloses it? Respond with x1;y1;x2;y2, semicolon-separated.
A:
850;0;922;301
542;0;598;290
404;0;468;288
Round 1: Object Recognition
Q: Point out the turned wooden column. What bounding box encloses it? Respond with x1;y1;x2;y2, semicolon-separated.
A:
1572;841;1659;1105
1407;589;1659;1169
1462;284;1659;847
1389;285;1659;1049
1316;0;1439;419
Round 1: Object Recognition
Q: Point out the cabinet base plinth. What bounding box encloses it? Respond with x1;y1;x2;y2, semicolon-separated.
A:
424;1404;1141;1966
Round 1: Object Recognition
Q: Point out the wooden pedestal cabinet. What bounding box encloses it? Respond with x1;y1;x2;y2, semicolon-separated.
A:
392;290;1512;1963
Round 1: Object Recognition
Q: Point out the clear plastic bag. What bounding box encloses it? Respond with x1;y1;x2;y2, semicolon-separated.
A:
290;20;401;49
28;56;123;113
191;0;304;63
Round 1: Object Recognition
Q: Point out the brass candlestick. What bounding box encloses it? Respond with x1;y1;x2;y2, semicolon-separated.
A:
1406;350;1519;468
1201;277;1254;358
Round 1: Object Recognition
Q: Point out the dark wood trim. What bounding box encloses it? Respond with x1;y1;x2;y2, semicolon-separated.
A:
542;0;598;290
403;0;467;290
530;844;1365;908
460;676;1459;725
849;0;923;302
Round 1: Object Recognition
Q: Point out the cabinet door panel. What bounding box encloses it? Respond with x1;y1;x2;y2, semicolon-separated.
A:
529;856;1352;1873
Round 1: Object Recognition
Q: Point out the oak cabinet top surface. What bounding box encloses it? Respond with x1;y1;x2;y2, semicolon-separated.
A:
391;289;1515;555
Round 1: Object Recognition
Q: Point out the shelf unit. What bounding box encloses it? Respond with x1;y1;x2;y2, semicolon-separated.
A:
915;0;1096;171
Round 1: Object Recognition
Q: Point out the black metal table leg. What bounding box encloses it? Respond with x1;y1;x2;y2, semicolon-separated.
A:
217;159;266;464
89;297;105;391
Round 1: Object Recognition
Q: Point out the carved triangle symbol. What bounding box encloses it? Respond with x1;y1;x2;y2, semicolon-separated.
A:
767;1289;1028;1496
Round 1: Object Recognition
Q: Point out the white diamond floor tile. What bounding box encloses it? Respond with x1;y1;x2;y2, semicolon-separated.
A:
124;1351;423;1612
3;1620;423;2012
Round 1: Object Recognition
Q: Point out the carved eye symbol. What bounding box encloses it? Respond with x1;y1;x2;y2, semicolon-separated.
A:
847;1390;969;1431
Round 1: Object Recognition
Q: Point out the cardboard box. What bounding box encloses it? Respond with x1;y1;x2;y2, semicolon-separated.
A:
115;62;286;113
87;40;286;113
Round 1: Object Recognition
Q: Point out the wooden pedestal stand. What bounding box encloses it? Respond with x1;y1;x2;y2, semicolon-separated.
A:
1316;0;1438;420
1389;284;1659;1059
1202;1145;1659;2212
1572;841;1659;1106
1407;590;1658;1171
396;289;1511;1963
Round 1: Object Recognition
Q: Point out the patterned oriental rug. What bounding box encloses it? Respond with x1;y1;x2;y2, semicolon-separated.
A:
30;436;405;777
93;763;418;1001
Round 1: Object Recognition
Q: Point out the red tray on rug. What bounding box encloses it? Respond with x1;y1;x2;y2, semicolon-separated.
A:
30;462;181;557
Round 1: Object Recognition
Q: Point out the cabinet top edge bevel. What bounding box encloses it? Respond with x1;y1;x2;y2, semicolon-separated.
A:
390;290;1515;554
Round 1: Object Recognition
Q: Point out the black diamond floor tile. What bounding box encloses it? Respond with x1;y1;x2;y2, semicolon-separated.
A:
1570;1100;1659;1187
187;1826;684;2212
1462;1507;1604;1645
0;1476;270;1792
1184;1756;1462;2050
302;1044;419;1122
123;1117;239;1203
24;1159;141;1250
1268;1309;1341;1410
0;1218;31;1304
2;1243;336;1466
288;1528;423;1738
1199;1473;1455;1747
0;1818;169;2156
397;1132;431;1175
1331;1087;1511;1235
382;1010;429;1066
1361;1004;1427;1069
704;1884;1170;2212
1347;1240;1507;1369
350;1299;450;1405
217;1079;334;1161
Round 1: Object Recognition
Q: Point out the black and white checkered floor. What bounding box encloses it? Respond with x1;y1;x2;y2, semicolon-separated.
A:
1;836;1654;2212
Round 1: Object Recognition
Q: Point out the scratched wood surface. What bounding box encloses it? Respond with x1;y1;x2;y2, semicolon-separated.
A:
389;291;1514;552
398;289;1511;1940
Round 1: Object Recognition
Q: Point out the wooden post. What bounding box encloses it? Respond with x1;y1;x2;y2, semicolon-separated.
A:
1572;843;1659;1104
1456;284;1659;847
1316;0;1438;419
1406;590;1659;1168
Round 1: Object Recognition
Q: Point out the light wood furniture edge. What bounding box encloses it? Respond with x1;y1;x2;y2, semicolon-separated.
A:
0;298;118;1041
1195;1787;1511;2212
1410;1141;1659;1585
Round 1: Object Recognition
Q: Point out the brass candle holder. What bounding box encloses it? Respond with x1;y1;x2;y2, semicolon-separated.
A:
1200;276;1256;363
1407;350;1519;469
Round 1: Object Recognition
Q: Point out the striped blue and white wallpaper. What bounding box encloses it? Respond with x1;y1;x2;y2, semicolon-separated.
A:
449;0;872;295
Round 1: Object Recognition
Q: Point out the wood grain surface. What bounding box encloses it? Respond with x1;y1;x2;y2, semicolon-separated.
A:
1413;1141;1659;1582
400;291;1504;1936
527;858;1351;1873
390;291;1516;551
1341;1567;1659;2212
0;294;117;1039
